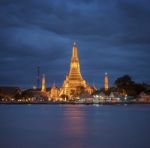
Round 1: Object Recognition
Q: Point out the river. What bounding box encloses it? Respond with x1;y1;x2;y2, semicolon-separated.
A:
0;104;150;148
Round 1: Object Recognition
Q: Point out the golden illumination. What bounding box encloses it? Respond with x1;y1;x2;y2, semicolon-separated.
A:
50;83;59;100
104;72;109;91
41;74;46;92
59;42;96;99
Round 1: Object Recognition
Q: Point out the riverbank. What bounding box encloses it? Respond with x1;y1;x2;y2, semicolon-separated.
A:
0;101;150;105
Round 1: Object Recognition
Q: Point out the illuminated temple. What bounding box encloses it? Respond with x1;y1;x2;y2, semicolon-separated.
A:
59;42;96;99
41;42;96;100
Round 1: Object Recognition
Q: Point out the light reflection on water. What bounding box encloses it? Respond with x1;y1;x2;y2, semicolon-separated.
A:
61;105;87;148
0;104;150;148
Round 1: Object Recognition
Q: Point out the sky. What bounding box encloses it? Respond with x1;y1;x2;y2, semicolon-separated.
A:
0;0;150;88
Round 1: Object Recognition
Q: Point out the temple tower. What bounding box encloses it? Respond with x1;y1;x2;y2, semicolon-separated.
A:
59;42;94;99
68;42;83;81
104;73;109;91
41;74;46;92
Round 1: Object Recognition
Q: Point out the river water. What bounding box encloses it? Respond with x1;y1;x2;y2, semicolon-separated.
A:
0;104;150;148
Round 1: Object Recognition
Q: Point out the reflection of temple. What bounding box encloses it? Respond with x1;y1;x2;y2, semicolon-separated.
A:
61;106;86;147
59;42;96;99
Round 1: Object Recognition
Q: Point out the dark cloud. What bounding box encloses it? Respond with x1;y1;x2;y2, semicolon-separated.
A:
0;0;150;88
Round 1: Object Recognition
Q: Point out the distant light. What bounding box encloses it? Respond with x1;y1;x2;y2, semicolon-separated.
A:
33;86;37;90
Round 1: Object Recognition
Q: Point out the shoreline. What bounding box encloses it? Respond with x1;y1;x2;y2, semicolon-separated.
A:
0;102;150;105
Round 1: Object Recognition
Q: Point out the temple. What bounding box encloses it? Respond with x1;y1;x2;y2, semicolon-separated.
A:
40;42;96;100
59;42;96;99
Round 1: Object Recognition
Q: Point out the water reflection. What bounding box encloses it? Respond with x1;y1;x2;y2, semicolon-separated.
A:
1;105;150;148
61;105;87;148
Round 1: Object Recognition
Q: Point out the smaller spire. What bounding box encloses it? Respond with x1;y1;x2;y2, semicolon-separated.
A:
41;73;46;92
93;83;97;91
104;72;109;91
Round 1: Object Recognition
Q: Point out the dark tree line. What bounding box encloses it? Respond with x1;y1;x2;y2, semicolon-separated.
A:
114;75;147;97
97;75;149;97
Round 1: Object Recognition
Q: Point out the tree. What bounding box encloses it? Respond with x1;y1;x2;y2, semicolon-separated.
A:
115;75;134;88
115;75;135;96
114;75;146;97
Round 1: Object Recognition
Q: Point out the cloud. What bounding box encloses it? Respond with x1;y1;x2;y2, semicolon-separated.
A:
0;0;150;88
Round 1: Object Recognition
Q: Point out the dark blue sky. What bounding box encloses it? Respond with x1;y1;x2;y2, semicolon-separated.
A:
0;0;150;88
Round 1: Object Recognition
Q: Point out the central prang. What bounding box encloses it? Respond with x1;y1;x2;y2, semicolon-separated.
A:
59;42;95;99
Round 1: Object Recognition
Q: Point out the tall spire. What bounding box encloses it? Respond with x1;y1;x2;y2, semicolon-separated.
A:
59;42;95;99
104;72;109;91
41;74;46;92
69;42;82;80
72;41;78;60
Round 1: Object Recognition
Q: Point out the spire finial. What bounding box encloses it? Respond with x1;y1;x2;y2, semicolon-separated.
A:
73;41;77;46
